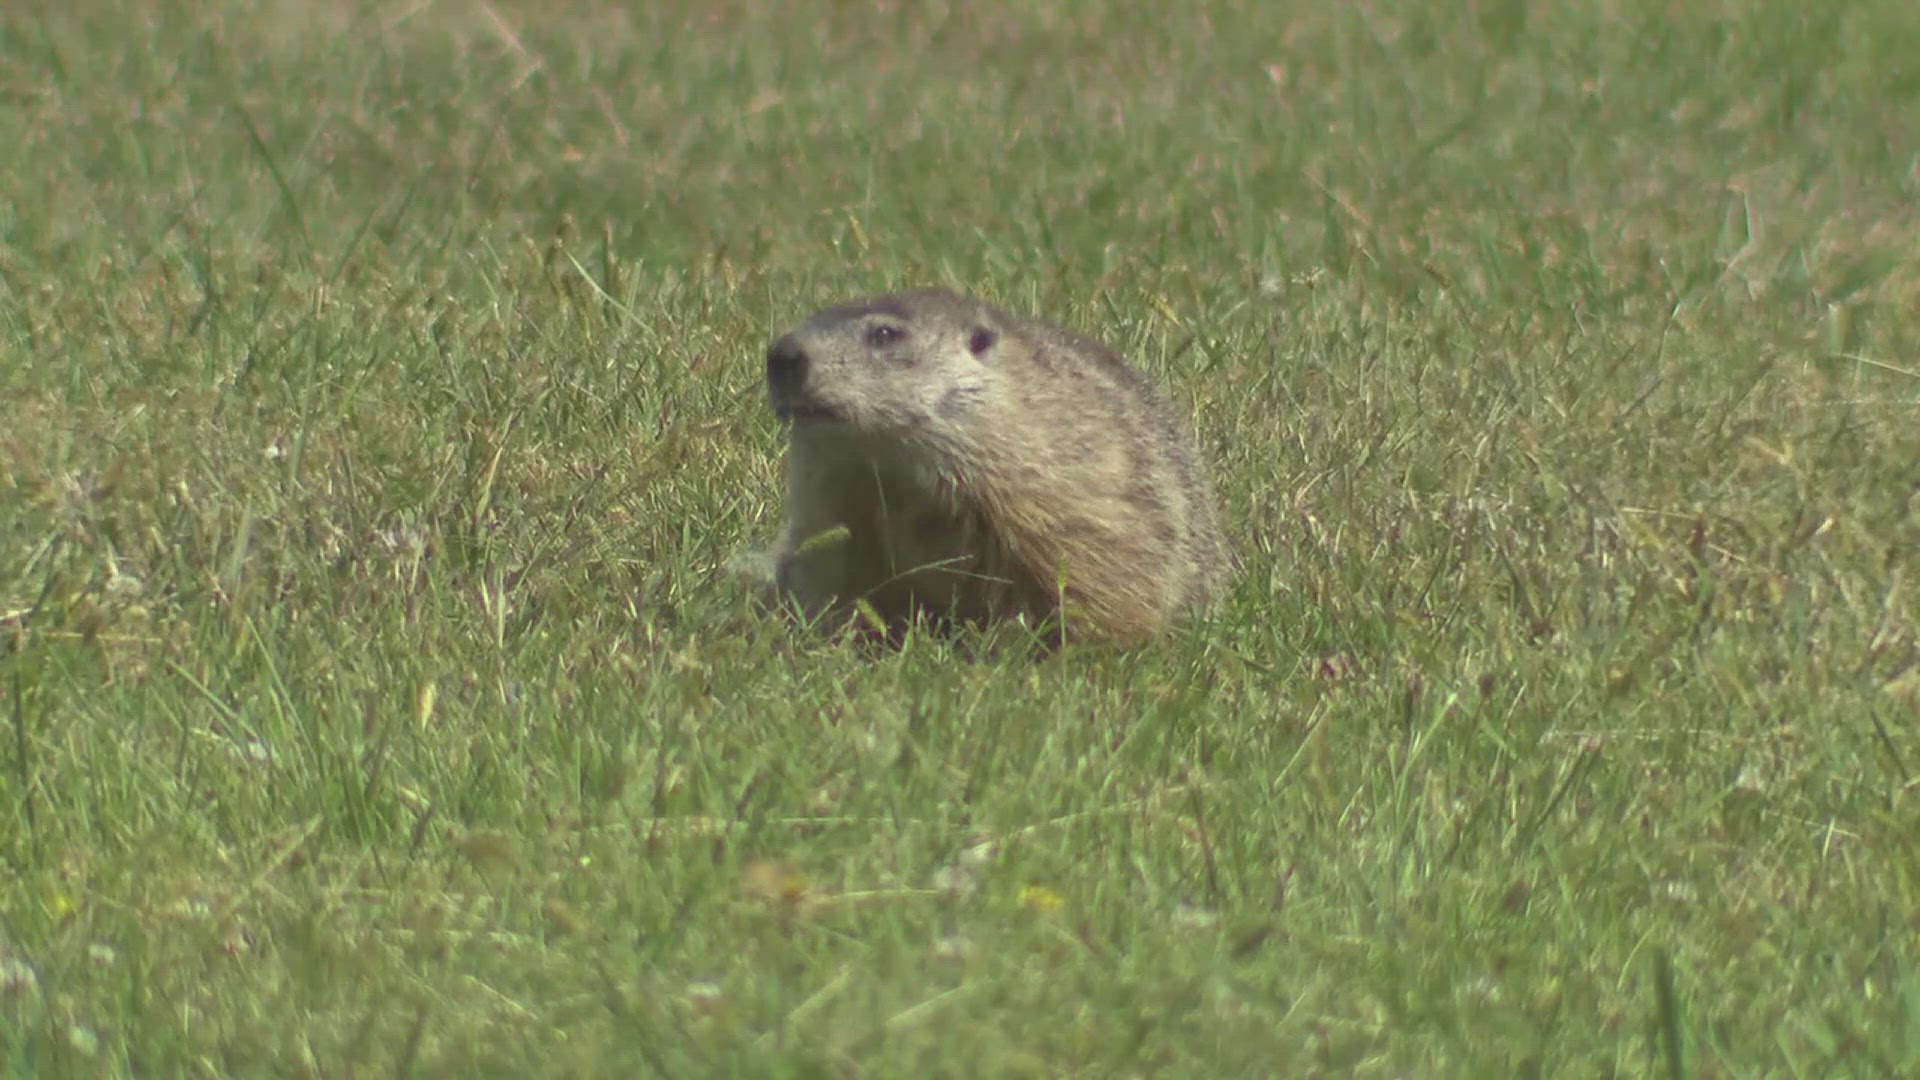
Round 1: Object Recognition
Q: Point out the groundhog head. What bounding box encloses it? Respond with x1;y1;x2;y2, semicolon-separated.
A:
766;289;1003;435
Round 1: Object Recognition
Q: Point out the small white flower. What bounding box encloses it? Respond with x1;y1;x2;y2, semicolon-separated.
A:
685;982;725;1012
930;865;978;899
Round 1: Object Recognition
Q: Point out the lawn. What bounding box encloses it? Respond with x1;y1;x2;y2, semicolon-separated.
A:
2;0;1918;1074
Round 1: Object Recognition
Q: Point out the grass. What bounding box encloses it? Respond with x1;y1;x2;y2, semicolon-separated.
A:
3;0;1918;1074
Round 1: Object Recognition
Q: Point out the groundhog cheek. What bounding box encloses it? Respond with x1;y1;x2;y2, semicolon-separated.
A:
935;383;989;419
935;386;968;418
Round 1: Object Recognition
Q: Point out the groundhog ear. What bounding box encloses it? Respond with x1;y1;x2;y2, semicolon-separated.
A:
968;326;997;356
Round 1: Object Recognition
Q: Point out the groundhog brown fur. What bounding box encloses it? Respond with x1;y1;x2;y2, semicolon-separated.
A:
761;288;1228;645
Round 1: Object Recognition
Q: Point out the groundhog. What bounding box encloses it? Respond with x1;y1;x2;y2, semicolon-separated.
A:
760;288;1228;646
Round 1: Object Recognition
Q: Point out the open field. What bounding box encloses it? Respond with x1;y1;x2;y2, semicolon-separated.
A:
3;0;1918;1074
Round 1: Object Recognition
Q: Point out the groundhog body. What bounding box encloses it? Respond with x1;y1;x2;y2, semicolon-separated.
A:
764;288;1227;645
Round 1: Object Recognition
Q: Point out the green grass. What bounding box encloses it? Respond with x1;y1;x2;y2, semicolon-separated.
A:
3;0;1919;1074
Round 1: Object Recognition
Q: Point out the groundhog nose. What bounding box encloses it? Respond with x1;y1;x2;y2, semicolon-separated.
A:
767;334;809;395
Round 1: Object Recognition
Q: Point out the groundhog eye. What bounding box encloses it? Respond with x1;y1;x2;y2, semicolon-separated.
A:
865;323;904;348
